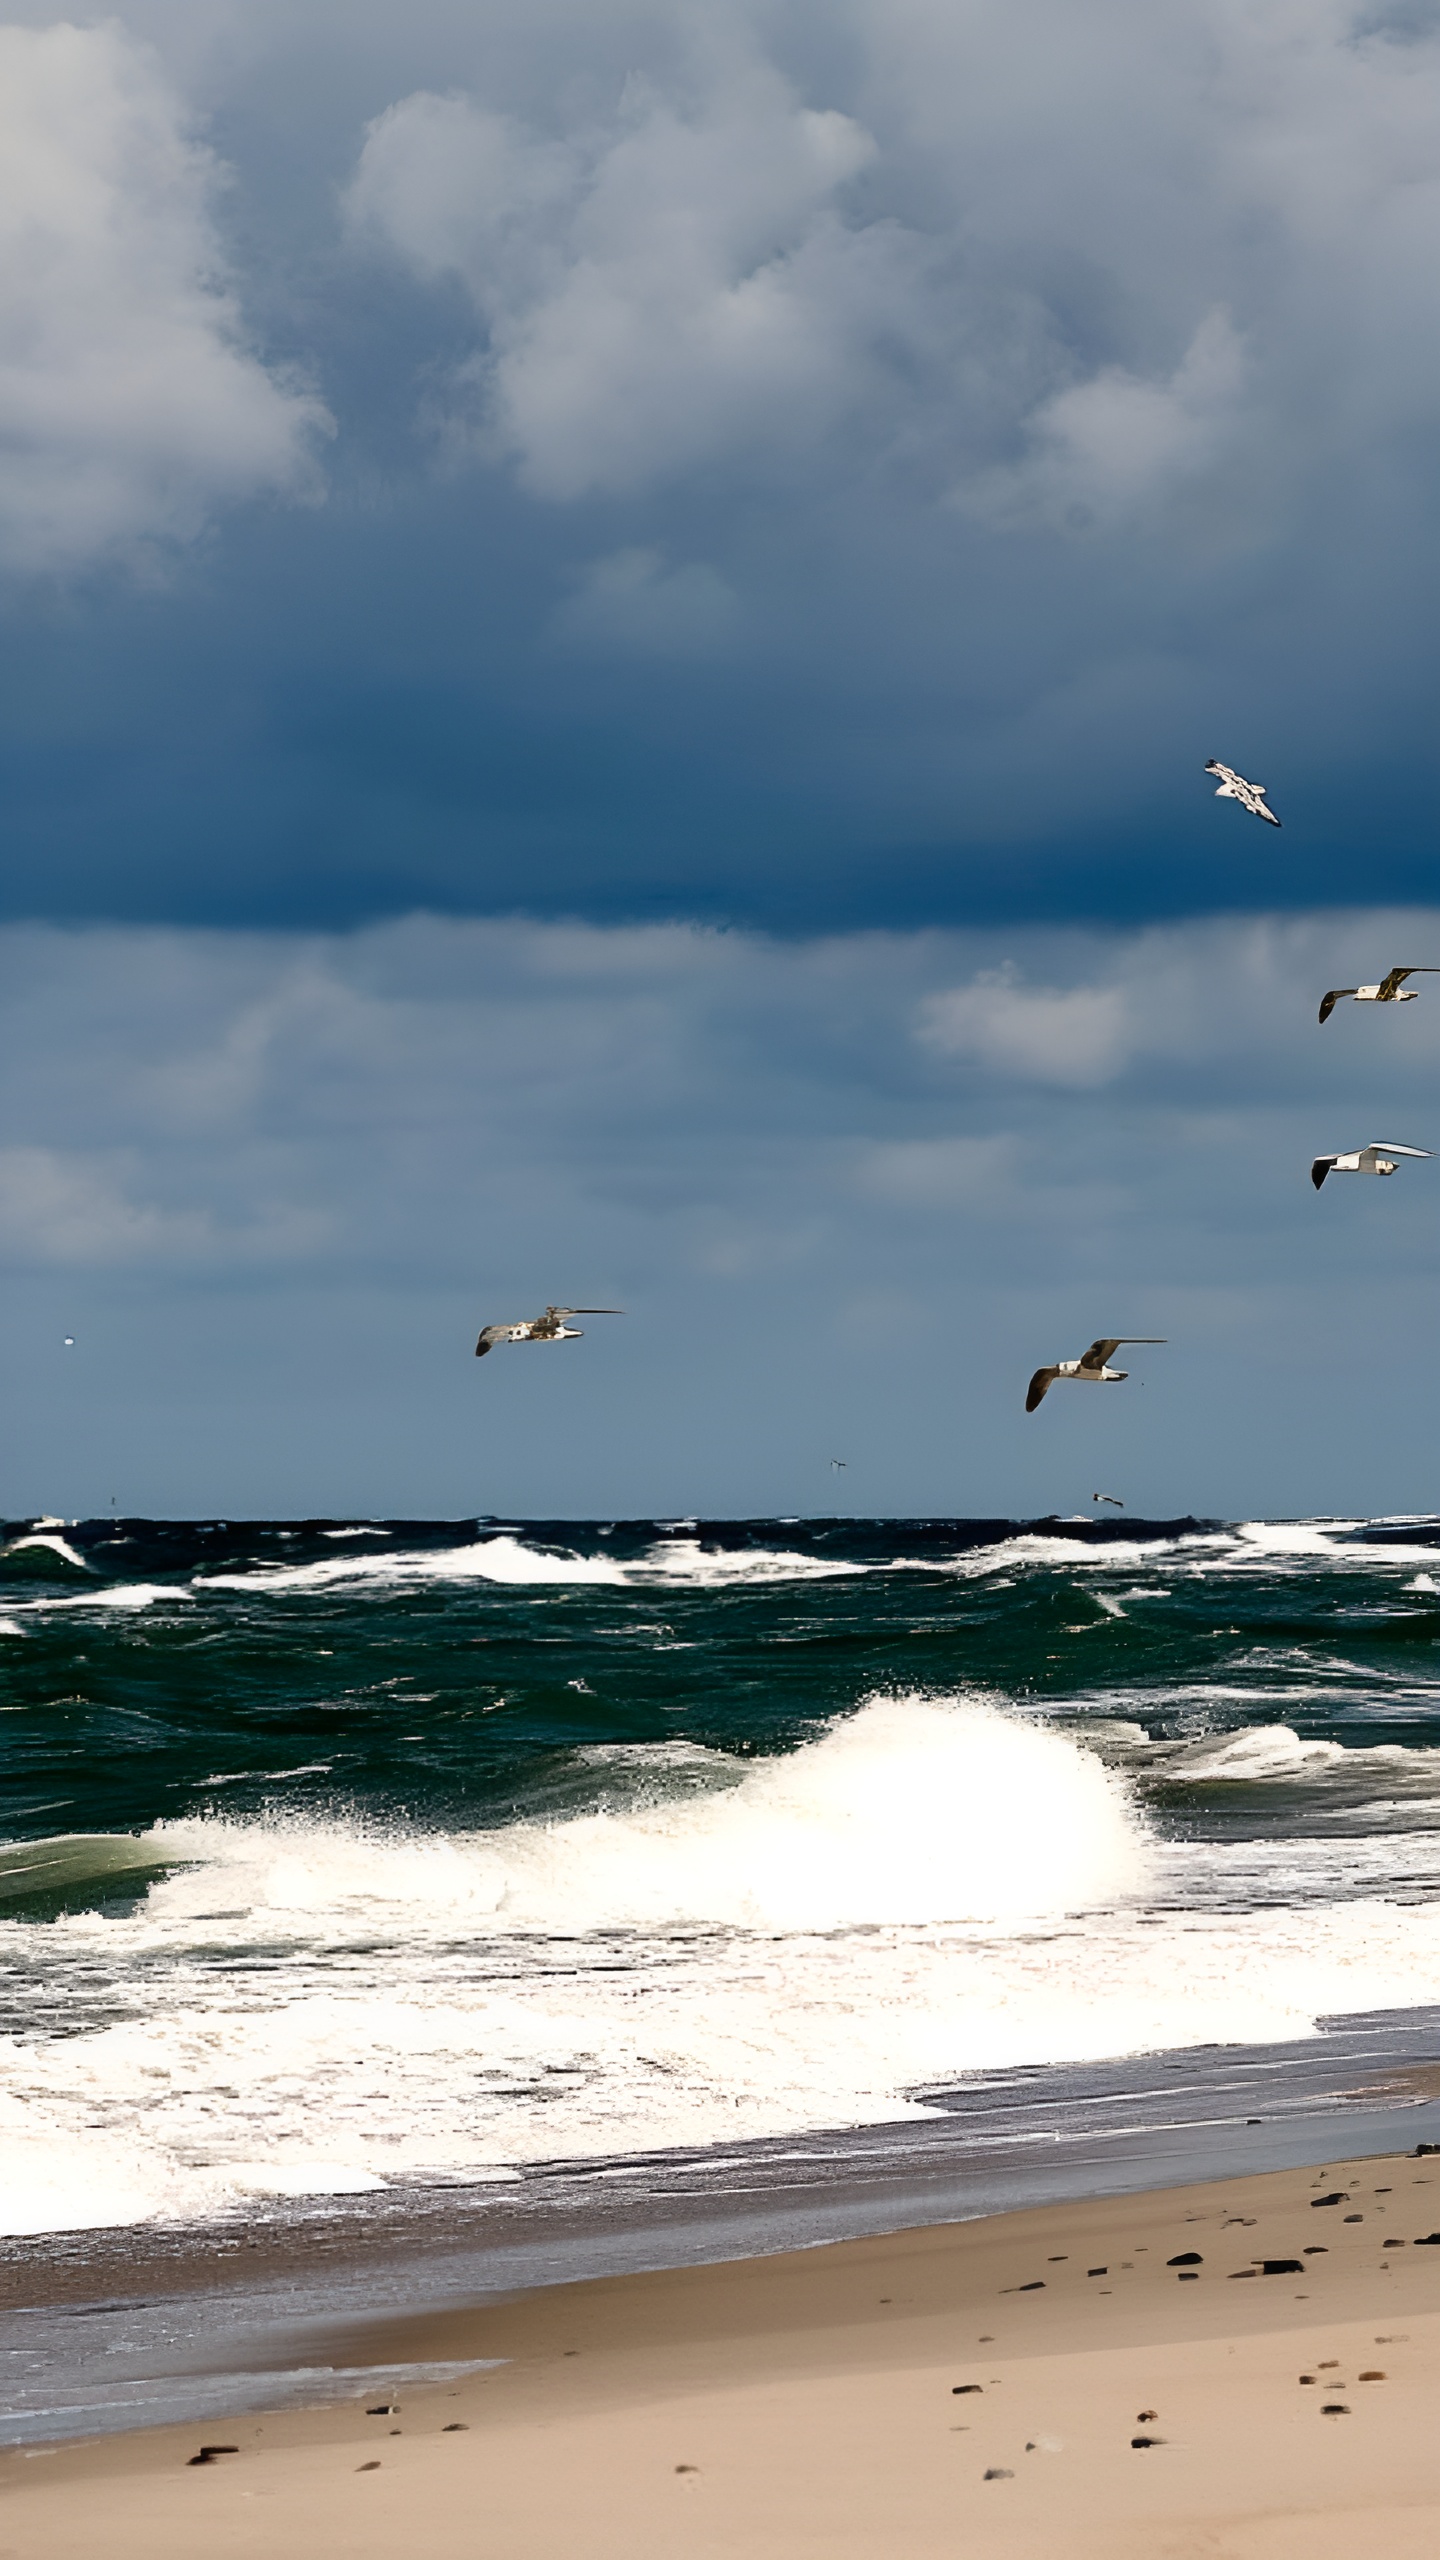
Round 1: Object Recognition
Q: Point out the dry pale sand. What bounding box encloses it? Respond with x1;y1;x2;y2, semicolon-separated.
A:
5;2148;1440;2558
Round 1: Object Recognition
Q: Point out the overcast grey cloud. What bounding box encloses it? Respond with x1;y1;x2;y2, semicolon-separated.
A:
4;905;1439;1519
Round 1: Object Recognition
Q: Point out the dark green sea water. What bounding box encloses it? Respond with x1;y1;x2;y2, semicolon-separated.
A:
3;1510;1440;2235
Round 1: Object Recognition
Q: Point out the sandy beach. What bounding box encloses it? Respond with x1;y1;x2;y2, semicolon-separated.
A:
5;2147;1439;2558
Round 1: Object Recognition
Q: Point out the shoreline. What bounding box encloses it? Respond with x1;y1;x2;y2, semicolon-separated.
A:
5;2148;1439;2557
6;2003;1440;2449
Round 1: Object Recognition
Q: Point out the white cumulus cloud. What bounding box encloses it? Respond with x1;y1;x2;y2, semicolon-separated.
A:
0;19;329;574
963;311;1248;533
344;55;921;495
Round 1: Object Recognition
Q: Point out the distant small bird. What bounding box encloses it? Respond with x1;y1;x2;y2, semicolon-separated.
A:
1204;759;1280;826
62;1336;74;1347
1311;1142;1433;1190
830;1459;848;1471
1026;1339;1166;1413
1318;967;1440;1024
1092;1493;1124;1508
475;1305;622;1356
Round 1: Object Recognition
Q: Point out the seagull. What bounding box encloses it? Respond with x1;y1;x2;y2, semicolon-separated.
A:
1310;1142;1432;1190
1318;967;1440;1025
1092;1493;1124;1509
475;1305;622;1356
830;1460;848;1471
1025;1339;1166;1413
1204;759;1280;827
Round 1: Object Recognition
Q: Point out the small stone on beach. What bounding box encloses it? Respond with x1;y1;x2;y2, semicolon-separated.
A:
1321;2404;1350;2417
187;2447;239;2466
357;2461;382;2471
442;2423;468;2431
982;2467;1013;2480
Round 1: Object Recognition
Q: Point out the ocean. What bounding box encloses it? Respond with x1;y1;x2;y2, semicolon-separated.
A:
4;1508;1440;2260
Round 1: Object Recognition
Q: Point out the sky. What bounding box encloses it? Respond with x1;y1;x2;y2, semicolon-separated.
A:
2;0;1439;1516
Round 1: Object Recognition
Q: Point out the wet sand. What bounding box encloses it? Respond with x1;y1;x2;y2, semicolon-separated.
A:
4;2149;1439;2558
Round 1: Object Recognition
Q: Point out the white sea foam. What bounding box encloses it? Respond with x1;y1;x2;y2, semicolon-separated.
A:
149;1695;1149;1934
156;1518;1440;1608
193;1533;863;1596
11;1585;189;1617
0;1535;93;1573
195;1535;631;1592
5;1692;1440;2236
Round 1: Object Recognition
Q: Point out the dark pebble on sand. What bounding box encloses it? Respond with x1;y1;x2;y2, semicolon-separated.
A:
187;2447;239;2466
1384;2238;1405;2247
1359;2371;1387;2382
1343;2214;1363;2222
1167;2252;1202;2266
1088;2267;1107;2276
1258;2259;1305;2275
675;2464;699;2473
1311;2193;1346;2208
357;2459;382;2470
1321;2404;1349;2417
952;2385;983;2395
442;2423;468;2431
1131;2436;1162;2449
982;2467;1013;2480
1414;2232;1440;2245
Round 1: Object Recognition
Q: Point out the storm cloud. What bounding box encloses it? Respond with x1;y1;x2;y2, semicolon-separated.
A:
0;0;1436;924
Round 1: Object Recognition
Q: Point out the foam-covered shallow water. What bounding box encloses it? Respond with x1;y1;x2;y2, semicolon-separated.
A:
3;1510;1440;2241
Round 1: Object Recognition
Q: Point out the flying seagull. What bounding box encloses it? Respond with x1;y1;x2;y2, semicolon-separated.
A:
830;1459;848;1471
1092;1493;1124;1508
1025;1338;1166;1413
1318;967;1440;1025
1204;759;1280;826
1311;1142;1432;1190
475;1305;622;1356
